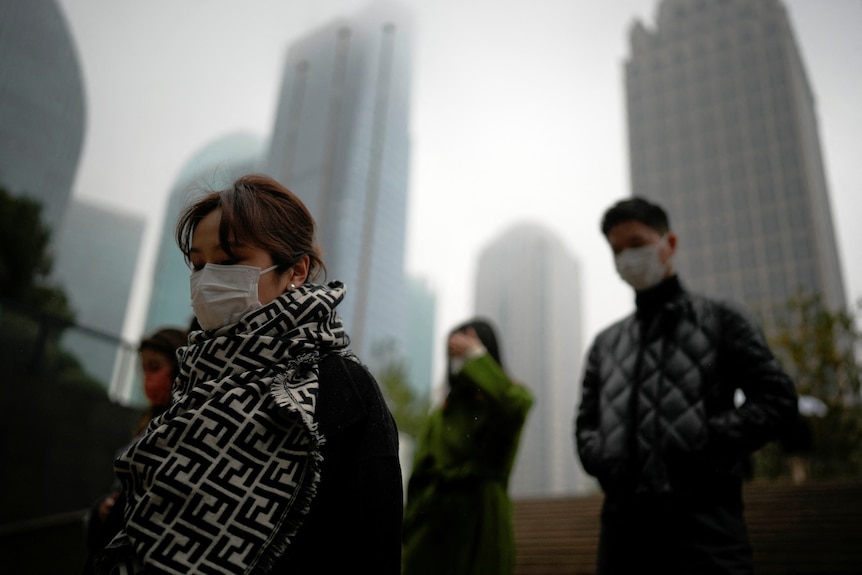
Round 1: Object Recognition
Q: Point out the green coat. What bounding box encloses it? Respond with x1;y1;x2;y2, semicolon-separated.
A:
402;353;534;575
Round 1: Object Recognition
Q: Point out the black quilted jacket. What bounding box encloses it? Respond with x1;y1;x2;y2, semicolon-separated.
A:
576;277;797;499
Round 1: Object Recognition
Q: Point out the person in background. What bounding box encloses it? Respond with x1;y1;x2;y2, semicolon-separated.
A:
91;174;403;574
83;326;188;565
575;197;798;575
133;327;188;435
402;318;533;575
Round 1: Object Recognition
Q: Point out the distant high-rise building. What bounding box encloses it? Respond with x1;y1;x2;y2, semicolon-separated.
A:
266;2;413;364
0;0;85;231
405;275;435;397
53;198;144;394
144;132;265;336
474;222;588;497
625;0;846;322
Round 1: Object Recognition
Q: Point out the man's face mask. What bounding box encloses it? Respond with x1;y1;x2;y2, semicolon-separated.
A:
614;237;669;291
190;263;278;330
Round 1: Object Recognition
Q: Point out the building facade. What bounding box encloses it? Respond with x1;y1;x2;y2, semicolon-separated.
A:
266;2;413;364
474;222;588;497
625;0;846;321
53;198;144;395
405;274;435;398
0;0;85;232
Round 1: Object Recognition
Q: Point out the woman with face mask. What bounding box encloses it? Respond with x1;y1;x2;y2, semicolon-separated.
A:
135;327;188;434
402;318;533;575
90;175;403;575
83;327;188;569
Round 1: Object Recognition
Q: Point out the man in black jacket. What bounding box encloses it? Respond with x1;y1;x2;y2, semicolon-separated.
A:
575;197;797;575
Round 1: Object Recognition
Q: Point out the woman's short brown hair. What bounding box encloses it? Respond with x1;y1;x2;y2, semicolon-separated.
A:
175;174;325;281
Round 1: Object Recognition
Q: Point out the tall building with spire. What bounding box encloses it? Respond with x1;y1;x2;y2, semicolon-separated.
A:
474;222;588;497
266;2;412;364
625;0;846;321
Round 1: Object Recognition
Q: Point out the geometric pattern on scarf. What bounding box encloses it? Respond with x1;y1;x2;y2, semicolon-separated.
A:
96;282;356;575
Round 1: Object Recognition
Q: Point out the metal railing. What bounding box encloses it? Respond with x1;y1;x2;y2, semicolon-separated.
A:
0;298;142;405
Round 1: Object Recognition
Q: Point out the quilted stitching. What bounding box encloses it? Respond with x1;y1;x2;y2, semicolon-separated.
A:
579;291;793;494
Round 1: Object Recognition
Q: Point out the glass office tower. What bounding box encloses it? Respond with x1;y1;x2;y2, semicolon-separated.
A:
475;222;587;497
0;0;85;231
625;0;846;321
266;2;413;363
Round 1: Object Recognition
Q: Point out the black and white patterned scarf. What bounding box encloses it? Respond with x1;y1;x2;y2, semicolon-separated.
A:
95;282;356;575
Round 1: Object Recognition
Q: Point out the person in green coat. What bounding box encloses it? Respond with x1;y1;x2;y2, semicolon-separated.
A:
402;318;534;575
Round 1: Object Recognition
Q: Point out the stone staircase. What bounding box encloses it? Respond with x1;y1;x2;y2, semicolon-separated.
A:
513;479;862;575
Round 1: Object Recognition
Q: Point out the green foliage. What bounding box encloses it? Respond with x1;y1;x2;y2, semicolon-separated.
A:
757;291;862;479
0;291;103;392
771;292;861;402
0;184;99;389
371;339;430;440
0;187;51;292
0;185;75;323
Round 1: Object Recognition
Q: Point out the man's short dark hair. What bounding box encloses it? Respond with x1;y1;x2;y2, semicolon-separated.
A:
601;197;671;237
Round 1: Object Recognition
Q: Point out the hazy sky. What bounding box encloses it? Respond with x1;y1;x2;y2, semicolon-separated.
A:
55;0;862;383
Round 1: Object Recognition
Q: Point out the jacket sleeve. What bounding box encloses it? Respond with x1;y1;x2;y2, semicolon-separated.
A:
575;341;602;477
280;355;403;574
457;352;534;423
708;303;798;455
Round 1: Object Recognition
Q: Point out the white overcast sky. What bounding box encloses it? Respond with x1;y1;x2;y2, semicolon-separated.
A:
55;0;862;382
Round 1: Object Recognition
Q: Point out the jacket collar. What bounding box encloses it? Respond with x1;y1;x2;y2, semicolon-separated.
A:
635;274;684;321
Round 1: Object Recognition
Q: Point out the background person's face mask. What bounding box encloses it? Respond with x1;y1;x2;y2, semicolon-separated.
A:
190;263;278;330
614;237;669;291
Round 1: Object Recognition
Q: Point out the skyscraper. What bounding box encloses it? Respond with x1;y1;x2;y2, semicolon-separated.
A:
266;2;412;364
53;198;144;393
474;222;588;497
625;0;846;321
0;0;86;231
144;132;265;335
405;274;435;397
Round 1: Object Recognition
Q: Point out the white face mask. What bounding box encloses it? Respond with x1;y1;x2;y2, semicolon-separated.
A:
614;238;670;291
190;263;279;330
